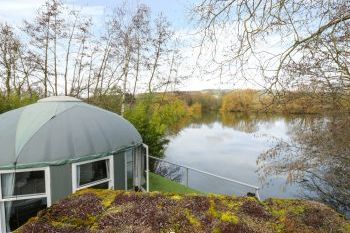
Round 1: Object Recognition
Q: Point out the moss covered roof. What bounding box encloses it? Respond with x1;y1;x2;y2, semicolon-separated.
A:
16;189;350;233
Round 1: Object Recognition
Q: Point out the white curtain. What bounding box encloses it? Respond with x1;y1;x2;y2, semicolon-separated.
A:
125;150;134;190
2;173;15;232
140;147;146;187
134;148;142;188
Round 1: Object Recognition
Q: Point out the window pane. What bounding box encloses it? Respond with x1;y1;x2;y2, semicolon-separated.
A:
78;160;108;186
90;182;109;189
1;171;45;198
5;198;47;232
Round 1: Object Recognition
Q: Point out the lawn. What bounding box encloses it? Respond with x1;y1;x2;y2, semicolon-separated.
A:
149;172;202;194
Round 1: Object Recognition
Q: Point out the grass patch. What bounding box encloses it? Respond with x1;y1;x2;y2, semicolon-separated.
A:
149;172;202;194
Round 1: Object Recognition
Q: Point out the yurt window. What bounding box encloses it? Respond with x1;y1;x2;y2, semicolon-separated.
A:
72;156;114;192
0;167;51;232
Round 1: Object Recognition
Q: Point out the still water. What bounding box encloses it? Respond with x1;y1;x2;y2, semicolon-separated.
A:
159;112;350;216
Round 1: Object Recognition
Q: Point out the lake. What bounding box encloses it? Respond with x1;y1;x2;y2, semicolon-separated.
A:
157;112;350;217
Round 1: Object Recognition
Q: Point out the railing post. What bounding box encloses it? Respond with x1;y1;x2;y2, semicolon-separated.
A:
186;167;189;187
142;144;149;192
255;188;261;201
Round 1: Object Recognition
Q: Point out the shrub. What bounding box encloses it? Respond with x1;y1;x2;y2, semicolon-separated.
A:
0;93;39;114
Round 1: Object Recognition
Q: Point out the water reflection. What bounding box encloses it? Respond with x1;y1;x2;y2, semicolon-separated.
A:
258;115;350;217
158;112;350;217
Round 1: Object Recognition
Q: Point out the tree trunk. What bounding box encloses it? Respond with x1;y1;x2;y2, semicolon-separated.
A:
44;20;50;97
63;17;77;96
121;56;130;117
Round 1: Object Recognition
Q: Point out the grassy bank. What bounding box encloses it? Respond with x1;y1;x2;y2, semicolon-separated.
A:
17;189;350;233
149;172;201;194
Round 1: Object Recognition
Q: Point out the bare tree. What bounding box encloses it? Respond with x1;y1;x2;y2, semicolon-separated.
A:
114;4;152;116
63;10;79;96
17;50;41;97
51;1;64;95
1;0;179;105
130;5;151;102
147;14;173;94
192;0;350;106
0;23;20;98
23;0;64;97
69;17;92;96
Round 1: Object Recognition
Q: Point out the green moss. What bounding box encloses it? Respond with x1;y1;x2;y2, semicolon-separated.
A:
17;190;350;233
208;199;220;218
51;221;78;229
290;206;305;215
208;199;239;225
273;223;285;233
185;210;201;228
343;223;350;233
271;209;286;217
59;215;97;227
170;194;183;201
220;212;239;224
74;188;118;209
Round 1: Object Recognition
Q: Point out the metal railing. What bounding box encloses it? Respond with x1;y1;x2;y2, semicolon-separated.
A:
149;156;260;200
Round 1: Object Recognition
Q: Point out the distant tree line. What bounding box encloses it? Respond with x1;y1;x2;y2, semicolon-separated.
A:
221;89;350;114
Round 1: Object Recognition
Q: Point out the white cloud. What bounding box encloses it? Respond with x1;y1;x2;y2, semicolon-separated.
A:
0;0;46;24
0;0;106;25
65;4;105;17
173;21;288;91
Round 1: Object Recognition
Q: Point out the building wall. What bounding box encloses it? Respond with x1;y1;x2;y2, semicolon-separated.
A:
49;148;140;203
50;164;72;204
114;152;126;190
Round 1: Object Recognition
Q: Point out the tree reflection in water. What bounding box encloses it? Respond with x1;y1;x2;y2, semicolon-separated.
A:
220;112;280;133
258;115;350;217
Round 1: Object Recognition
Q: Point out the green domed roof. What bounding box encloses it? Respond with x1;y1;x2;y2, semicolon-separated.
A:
0;96;142;169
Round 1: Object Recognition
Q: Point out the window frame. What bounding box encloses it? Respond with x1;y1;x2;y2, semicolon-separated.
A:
72;156;114;193
0;167;51;233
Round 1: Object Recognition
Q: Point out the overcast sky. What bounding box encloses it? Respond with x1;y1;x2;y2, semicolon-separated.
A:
0;0;263;91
